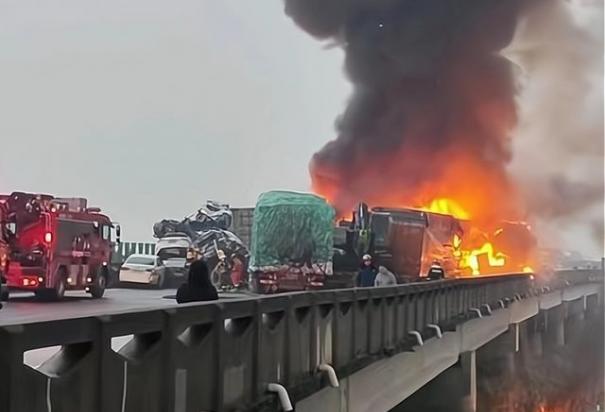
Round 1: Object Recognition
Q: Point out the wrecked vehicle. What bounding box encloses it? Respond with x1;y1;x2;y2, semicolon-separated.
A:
153;201;249;290
249;191;335;294
195;229;248;290
152;232;194;288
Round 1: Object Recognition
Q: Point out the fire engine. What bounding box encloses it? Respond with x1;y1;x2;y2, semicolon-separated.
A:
0;201;9;301
1;192;120;300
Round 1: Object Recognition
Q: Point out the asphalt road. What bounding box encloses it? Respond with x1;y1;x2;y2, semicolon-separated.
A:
0;287;252;327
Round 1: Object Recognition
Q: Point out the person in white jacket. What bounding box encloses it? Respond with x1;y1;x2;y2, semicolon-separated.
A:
375;266;397;287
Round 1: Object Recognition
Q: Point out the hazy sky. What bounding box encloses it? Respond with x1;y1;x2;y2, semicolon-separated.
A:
1;1;602;258
0;1;350;240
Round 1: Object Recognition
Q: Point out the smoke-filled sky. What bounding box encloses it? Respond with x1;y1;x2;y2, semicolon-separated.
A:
284;0;603;258
0;0;350;240
0;0;602;257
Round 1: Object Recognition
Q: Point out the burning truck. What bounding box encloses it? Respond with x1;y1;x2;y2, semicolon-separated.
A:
152;201;249;290
333;201;537;283
333;203;463;284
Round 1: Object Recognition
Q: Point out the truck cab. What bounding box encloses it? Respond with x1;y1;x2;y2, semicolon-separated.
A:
333;204;462;283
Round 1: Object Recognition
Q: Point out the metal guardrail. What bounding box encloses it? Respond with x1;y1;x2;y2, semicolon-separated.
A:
113;241;156;263
106;241;156;286
0;274;542;412
536;266;604;292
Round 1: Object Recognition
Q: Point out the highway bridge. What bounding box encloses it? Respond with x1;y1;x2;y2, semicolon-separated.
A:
0;267;602;412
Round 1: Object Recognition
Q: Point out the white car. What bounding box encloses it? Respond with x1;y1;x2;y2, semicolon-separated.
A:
119;254;162;287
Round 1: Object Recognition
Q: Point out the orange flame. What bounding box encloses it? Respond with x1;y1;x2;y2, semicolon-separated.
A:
461;241;507;276
314;178;537;276
419;197;471;220
422;198;536;276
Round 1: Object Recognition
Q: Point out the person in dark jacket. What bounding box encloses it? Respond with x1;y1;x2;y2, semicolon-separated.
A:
357;254;378;287
426;260;445;281
176;259;219;303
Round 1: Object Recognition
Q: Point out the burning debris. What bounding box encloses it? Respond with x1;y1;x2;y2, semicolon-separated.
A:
284;0;603;274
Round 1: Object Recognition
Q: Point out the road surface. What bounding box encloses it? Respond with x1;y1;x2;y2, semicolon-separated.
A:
0;287;252;327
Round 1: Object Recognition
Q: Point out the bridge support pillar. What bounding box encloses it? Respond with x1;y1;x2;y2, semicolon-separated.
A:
563;298;589;347
585;293;601;320
543;306;565;348
460;350;477;412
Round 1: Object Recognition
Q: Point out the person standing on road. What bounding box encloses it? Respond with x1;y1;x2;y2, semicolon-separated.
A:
176;259;219;303
426;260;445;281
357;254;378;287
375;266;397;287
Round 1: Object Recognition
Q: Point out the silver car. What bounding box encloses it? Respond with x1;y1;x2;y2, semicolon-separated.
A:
118;254;162;287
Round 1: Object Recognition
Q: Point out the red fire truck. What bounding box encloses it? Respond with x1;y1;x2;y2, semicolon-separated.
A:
1;192;120;300
0;201;9;301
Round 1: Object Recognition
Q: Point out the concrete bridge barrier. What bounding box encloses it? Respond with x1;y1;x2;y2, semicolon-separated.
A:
0;270;601;412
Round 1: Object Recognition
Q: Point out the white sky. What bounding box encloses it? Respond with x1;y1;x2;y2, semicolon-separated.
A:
0;0;350;241
0;1;601;258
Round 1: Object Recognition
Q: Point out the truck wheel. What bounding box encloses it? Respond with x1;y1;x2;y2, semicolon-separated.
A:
250;274;269;294
90;270;107;298
156;273;166;289
250;277;260;294
42;269;67;301
209;263;222;289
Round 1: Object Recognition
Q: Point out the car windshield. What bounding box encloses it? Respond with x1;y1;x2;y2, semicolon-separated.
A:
125;256;155;266
157;247;187;260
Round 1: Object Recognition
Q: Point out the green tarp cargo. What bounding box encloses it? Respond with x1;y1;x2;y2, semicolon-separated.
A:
249;191;335;273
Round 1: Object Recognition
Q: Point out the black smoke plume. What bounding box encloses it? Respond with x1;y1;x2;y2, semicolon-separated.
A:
285;0;533;219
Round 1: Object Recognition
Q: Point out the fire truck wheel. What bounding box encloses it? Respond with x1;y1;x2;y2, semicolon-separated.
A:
39;268;67;301
90;270;107;298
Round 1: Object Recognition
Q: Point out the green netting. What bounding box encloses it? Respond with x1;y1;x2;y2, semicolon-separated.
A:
249;191;335;268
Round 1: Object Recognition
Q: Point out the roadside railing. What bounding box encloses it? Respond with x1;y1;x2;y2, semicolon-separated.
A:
0;274;547;412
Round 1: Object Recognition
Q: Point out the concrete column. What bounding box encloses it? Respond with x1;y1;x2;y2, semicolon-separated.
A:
392;359;471;412
543;305;565;349
460;351;477;412
585;294;601;319
521;317;543;357
513;323;520;352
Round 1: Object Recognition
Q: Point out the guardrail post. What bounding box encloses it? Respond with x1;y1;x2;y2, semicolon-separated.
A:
0;326;23;412
215;308;225;411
